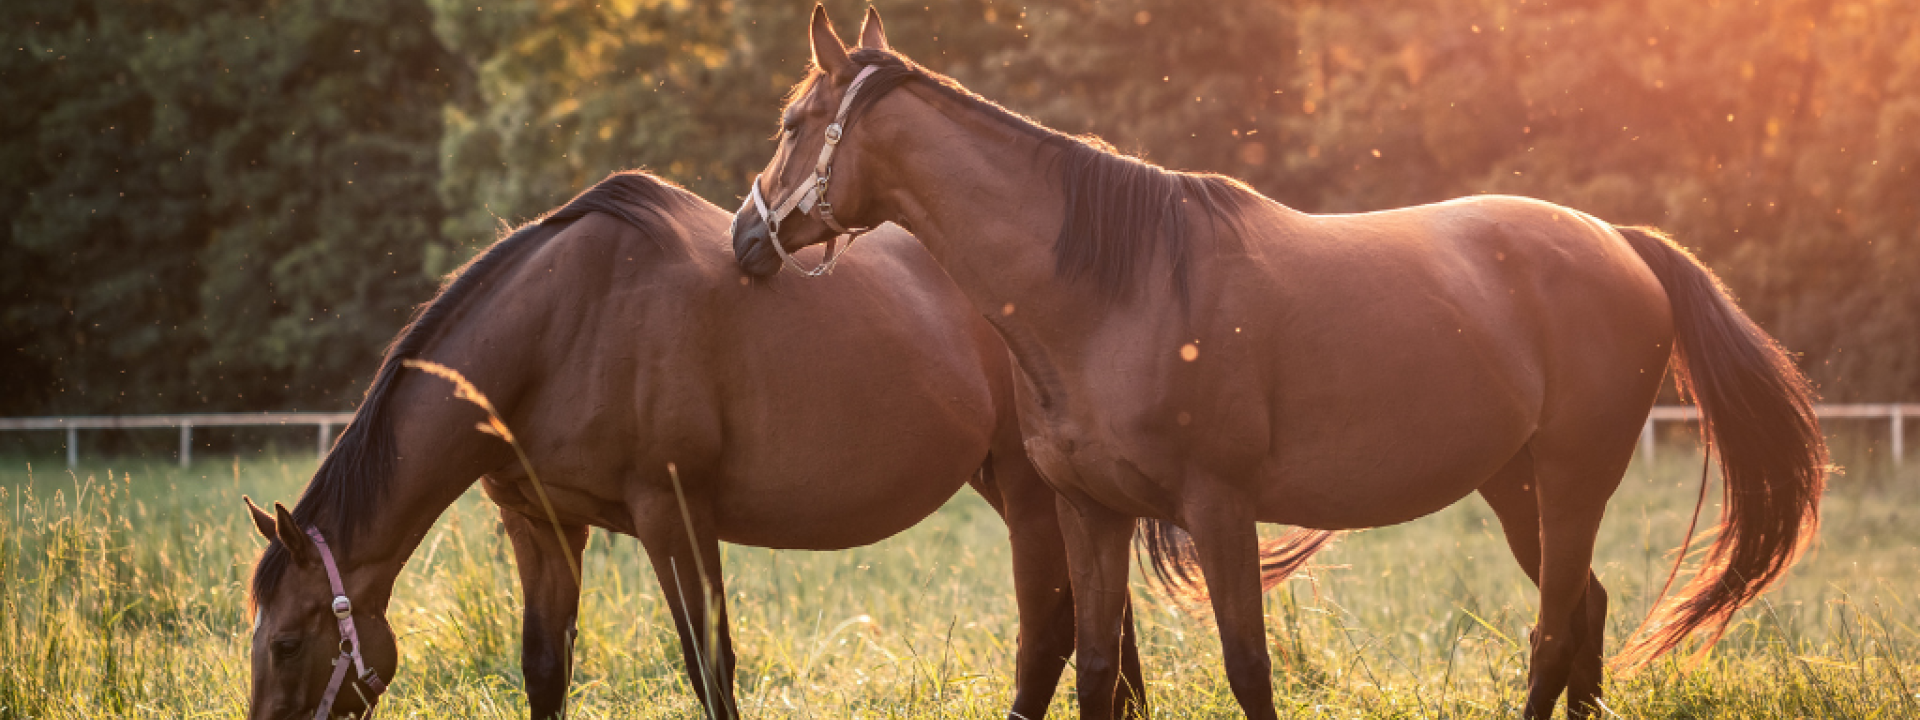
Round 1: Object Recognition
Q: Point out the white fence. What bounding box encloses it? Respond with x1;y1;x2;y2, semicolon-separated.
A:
1641;403;1911;464
0;413;355;468
0;404;1911;470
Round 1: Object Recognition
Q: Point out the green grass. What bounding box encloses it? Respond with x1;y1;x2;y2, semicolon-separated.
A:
1;441;1916;719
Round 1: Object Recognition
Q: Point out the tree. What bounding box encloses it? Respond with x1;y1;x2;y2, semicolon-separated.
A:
3;0;1912;416
1;0;465;414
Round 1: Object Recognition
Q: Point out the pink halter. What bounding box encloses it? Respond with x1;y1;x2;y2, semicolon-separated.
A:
304;526;388;719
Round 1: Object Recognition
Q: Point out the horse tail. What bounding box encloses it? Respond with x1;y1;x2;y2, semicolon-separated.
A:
1611;225;1828;670
1137;519;1336;608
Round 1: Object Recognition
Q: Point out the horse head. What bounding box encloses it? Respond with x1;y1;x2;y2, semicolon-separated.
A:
244;497;397;720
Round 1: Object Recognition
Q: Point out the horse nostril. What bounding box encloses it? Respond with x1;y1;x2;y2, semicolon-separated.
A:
731;221;781;278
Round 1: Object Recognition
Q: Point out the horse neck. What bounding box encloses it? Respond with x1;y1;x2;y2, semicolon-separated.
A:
331;308;541;607
876;98;1050;301
324;393;506;609
867;88;1173;374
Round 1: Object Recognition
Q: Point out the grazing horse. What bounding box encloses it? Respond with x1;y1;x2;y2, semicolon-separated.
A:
242;171;1144;720
730;8;1827;719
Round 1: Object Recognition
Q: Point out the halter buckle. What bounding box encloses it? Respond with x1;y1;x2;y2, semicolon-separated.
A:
824;123;843;145
332;595;352;619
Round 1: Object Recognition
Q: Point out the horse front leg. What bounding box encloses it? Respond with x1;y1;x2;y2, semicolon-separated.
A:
1183;479;1279;720
498;507;589;720
1054;493;1140;720
636;495;739;719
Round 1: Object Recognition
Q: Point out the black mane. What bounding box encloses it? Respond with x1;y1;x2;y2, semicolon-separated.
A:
812;48;1254;304
251;171;699;606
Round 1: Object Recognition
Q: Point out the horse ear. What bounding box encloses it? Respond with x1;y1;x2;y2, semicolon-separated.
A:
273;502;319;567
244;496;277;542
809;3;853;79
857;7;889;51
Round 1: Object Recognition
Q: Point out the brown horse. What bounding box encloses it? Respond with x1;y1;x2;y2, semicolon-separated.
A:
242;171;1144;720
730;8;1827;719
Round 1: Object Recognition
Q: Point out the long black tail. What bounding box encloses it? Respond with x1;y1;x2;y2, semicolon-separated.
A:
1137;519;1336;608
1612;225;1828;669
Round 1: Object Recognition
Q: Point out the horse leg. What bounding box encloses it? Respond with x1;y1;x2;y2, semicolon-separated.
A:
493;502;589;720
638;502;738;719
1054;493;1139;720
1523;438;1632;719
1482;444;1617;720
1183;479;1279;720
1566;574;1609;719
975;452;1075;720
1477;448;1542;586
1118;599;1144;714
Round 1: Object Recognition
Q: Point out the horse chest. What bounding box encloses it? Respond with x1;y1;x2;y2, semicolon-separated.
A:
1019;408;1177;518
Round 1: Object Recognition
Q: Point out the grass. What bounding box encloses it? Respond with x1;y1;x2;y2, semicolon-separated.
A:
1;436;1916;719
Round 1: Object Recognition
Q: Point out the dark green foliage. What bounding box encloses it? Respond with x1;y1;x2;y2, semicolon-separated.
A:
2;0;1914;415
2;0;464;414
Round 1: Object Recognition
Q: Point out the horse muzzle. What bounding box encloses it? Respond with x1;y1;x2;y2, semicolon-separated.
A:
730;201;782;278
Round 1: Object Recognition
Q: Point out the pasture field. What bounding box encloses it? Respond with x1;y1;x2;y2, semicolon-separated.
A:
1;435;1915;719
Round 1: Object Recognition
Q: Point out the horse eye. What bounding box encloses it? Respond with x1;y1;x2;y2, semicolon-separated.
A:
271;637;303;661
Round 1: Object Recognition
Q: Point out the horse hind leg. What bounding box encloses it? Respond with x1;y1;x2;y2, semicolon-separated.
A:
1478;447;1612;719
1567;572;1609;718
1521;418;1638;720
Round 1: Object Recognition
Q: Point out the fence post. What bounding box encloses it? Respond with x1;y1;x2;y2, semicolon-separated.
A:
67;426;78;469
318;421;333;458
1640;418;1655;462
179;423;192;468
1894;406;1904;466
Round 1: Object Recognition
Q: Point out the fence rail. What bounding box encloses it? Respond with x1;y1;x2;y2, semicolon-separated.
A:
0;413;355;468
1641;403;1912;464
1;403;1911;470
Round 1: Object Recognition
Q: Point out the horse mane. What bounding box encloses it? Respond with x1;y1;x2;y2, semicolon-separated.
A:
251;171;701;607
801;48;1256;304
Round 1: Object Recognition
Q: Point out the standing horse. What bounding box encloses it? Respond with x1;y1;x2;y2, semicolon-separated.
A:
242;171;1145;720
730;8;1827;719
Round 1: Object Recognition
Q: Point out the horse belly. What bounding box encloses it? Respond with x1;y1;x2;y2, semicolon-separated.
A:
712;458;979;550
1255;402;1533;529
710;381;994;549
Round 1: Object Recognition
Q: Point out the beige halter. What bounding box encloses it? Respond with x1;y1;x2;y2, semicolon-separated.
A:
736;64;883;277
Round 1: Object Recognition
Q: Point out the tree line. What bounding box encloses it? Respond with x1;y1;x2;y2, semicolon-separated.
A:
4;0;1914;417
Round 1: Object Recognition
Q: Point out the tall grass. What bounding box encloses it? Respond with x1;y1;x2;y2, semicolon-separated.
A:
1;440;1915;718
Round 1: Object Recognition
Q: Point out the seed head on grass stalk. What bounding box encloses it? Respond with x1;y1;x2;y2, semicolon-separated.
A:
402;359;579;586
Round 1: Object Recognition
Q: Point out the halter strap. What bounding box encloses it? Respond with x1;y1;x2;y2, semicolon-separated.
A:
305;526;387;720
739;64;883;277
